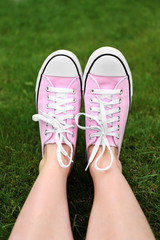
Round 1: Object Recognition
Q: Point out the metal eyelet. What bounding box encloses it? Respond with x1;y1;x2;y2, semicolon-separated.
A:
73;98;76;102
89;117;92;121
46;87;49;92
72;124;75;129
72;115;75;120
46;123;48;127
72;132;74;137
119;98;122;104
72;89;75;94
47;95;49;100
89;134;92;140
118;107;121;113
118;116;120;122
89;107;92;111
90;98;93;103
45;130;47;135
120;89;123;95
117;134;120;139
46;104;49;109
73;106;75;111
117;125;120;130
91;89;94;93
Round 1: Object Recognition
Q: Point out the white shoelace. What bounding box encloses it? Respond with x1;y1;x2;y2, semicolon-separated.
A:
75;88;122;171
32;85;76;168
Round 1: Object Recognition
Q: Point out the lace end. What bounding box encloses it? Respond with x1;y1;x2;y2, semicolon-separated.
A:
85;162;90;171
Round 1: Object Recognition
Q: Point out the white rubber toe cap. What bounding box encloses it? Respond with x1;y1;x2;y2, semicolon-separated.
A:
90;55;126;76
83;47;133;98
43;56;79;77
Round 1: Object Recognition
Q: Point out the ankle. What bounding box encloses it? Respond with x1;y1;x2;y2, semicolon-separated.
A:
39;144;72;177
88;146;122;179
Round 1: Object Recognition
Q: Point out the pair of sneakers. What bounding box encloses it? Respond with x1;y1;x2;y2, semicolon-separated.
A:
32;47;133;172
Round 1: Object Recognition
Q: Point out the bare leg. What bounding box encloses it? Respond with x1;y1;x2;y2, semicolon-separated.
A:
86;146;155;240
9;144;73;240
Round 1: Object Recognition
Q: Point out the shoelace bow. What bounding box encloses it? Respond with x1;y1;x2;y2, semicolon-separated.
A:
75;88;122;171
32;85;75;168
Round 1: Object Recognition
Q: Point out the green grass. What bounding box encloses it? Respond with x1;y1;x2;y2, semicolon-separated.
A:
0;0;160;239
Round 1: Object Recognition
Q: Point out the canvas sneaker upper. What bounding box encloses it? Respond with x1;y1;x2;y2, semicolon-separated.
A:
32;50;82;168
76;47;132;171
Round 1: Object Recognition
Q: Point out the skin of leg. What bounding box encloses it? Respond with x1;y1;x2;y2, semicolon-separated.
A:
86;146;155;240
9;144;73;240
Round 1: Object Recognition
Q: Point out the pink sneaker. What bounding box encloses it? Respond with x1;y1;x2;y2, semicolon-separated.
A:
76;47;133;171
32;50;82;168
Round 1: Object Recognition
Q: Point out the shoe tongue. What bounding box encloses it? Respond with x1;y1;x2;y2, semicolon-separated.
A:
89;74;124;149
89;74;125;89
43;75;76;88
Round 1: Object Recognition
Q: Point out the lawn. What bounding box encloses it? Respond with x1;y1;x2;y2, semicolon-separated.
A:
0;0;160;239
